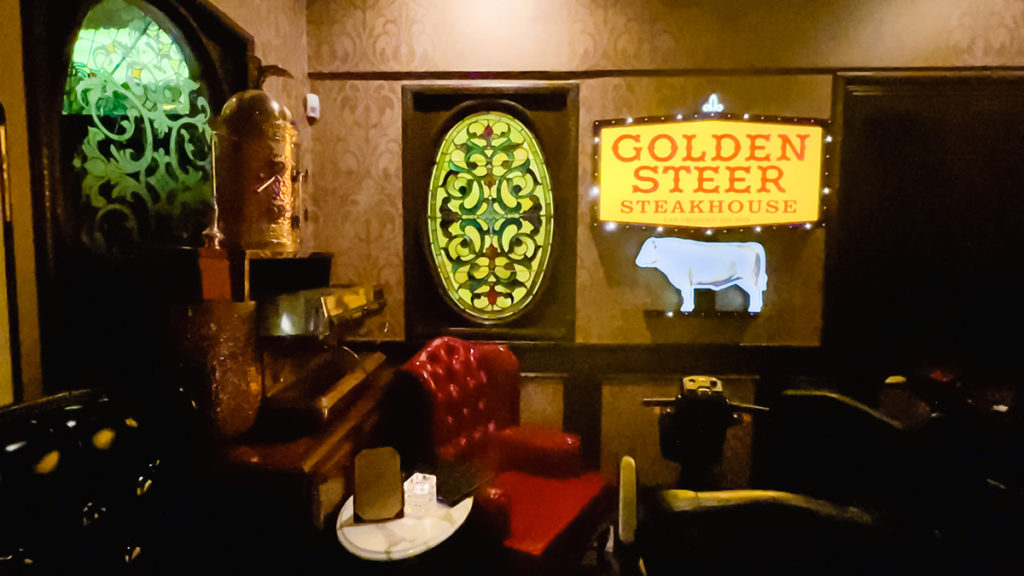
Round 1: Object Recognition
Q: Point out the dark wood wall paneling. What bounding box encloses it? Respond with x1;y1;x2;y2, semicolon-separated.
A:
828;73;1024;384
402;84;579;342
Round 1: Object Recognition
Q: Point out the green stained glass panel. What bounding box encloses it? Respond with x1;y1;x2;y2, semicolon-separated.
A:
64;17;191;115
62;0;212;254
427;112;554;322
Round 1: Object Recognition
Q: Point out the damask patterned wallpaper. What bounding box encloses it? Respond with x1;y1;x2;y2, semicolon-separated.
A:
212;0;1024;342
305;75;832;343
212;0;309;98
306;80;404;339
306;0;1024;72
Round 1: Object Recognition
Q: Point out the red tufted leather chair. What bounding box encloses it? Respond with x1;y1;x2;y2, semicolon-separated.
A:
391;336;612;570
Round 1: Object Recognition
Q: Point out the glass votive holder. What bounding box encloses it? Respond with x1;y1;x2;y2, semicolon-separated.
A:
403;472;437;517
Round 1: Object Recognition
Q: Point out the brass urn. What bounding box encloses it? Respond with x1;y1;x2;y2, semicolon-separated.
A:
213;90;298;252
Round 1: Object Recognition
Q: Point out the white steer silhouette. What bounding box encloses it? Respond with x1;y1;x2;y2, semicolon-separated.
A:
635;237;767;313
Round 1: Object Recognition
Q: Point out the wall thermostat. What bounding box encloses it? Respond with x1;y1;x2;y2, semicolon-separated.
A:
304;93;320;124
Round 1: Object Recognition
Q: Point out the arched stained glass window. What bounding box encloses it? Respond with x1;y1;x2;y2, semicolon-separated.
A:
62;0;212;254
427;111;554;322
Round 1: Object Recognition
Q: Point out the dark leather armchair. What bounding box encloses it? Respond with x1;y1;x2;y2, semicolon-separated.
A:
382;336;613;572
617;454;891;576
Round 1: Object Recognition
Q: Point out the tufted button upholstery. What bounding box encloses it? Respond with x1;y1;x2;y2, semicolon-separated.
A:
392;336;613;567
401;336;520;465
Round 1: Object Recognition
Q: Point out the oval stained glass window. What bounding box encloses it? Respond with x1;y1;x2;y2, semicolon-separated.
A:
427;112;554;322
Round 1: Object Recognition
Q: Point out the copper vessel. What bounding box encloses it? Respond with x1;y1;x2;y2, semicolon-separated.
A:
213;90;298;252
170;301;262;439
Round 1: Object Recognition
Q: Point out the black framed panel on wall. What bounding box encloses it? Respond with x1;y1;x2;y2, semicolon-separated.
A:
831;73;1024;378
402;84;578;342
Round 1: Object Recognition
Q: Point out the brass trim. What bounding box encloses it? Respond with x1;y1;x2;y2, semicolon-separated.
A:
1;121;10;224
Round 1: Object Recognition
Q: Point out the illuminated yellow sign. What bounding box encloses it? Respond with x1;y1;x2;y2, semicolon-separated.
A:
599;119;823;228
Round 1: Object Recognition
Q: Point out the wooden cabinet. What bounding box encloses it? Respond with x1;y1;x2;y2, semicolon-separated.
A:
220;351;395;533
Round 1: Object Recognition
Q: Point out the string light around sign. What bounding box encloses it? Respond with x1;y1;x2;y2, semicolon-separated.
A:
589;93;836;237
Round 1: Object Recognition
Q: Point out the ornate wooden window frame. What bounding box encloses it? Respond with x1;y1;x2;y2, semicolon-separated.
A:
403;83;578;342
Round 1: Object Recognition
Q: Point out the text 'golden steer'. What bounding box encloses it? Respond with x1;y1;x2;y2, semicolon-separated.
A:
599;119;823;228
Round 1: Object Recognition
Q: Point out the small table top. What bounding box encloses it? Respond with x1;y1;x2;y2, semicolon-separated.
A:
335;495;473;561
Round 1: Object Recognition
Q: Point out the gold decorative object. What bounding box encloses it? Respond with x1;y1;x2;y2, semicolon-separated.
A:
354;447;403;522
257;284;385;338
213;90;298;252
170;301;262;439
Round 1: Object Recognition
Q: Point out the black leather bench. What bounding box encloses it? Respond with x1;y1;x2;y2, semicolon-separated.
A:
0;387;201;573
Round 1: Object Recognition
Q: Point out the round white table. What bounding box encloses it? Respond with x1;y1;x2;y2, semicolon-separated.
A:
335;495;474;561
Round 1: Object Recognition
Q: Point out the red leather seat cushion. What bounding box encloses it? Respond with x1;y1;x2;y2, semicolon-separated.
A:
398;337;612;561
489;470;610;557
492;425;582;477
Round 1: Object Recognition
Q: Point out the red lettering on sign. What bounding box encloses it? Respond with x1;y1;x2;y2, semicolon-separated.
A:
778;133;809;161
757;166;784;193
725;166;751;193
648;134;678;162
632;166;659;193
661;165;691;192
746;134;771;161
679;134;706;161
612;134;642;162
712;134;741;161
695;166;720;193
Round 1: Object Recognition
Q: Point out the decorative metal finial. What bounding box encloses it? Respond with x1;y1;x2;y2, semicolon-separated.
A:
701;93;724;114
